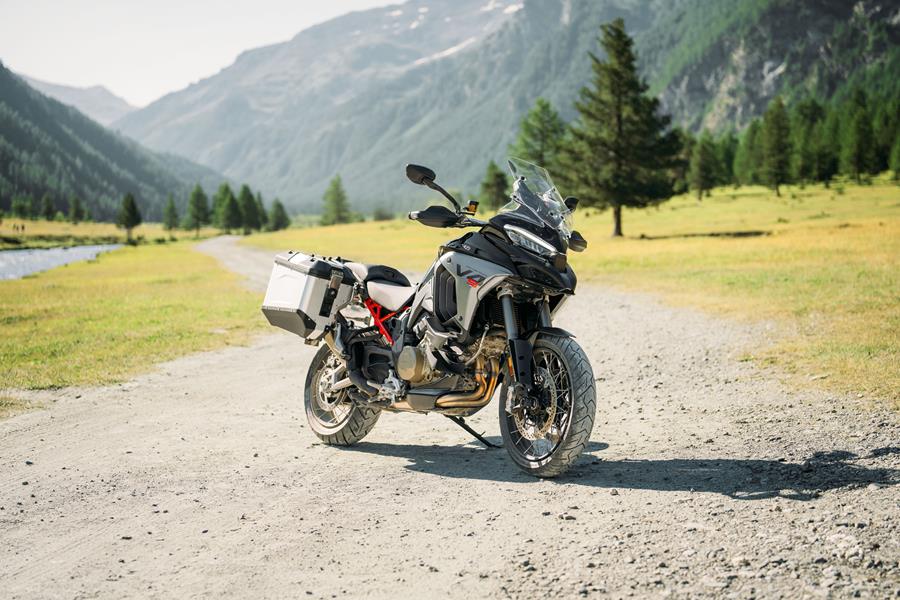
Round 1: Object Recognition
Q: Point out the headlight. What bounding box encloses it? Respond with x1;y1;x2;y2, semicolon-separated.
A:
504;224;558;257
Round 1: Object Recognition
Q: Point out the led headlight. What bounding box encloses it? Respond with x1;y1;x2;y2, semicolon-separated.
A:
503;224;558;258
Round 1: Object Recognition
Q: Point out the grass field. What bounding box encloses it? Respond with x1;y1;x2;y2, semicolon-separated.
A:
0;241;264;390
0;218;221;249
243;180;900;404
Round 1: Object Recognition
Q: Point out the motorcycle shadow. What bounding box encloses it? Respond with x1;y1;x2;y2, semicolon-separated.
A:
346;443;900;501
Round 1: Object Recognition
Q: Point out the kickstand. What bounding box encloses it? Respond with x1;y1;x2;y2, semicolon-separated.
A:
445;416;502;449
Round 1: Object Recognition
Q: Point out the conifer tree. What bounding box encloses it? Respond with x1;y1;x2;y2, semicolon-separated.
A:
237;184;260;234
41;193;55;220
211;183;233;228
321;175;352;226
69;196;85;224
479;160;510;210
117;193;142;242
689;132;718;200
761;97;792;196
255;193;268;229
269;199;290;231
185;184;209;237
509;98;566;167
670;128;695;194
163;194;179;231
556;19;679;237
841;108;876;184
714;132;738;186
890;135;900;181
221;192;243;232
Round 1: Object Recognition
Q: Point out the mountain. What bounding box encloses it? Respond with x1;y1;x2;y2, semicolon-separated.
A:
20;74;135;126
115;0;899;212
0;62;224;221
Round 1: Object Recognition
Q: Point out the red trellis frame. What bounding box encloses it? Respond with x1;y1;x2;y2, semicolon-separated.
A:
363;298;398;344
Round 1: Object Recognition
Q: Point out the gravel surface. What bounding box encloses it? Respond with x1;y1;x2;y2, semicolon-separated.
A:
1;236;898;599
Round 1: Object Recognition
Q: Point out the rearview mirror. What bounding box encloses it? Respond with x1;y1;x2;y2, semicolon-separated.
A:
569;230;587;252
406;164;436;185
564;196;579;211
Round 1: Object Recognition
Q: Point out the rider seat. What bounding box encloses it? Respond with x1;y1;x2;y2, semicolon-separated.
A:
345;262;414;312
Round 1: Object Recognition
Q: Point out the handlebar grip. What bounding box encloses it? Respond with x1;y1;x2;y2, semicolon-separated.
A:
408;211;419;220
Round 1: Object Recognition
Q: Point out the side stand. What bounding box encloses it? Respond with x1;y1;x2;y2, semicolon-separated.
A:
445;416;502;449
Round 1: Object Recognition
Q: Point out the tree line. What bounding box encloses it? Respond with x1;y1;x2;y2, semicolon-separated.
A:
1;181;292;237
471;19;899;236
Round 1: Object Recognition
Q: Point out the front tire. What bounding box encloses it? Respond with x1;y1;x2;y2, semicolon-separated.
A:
499;334;596;477
304;345;380;445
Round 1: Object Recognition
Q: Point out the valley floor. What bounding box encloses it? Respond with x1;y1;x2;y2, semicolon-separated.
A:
1;237;898;599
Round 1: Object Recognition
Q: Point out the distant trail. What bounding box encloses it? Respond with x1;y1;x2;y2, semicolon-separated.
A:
1;236;898;599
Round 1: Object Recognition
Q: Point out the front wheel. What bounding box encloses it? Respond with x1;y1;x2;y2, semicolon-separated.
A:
499;334;596;477
304;345;380;445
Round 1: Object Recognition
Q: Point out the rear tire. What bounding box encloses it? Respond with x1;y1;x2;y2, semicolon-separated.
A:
304;345;380;445
499;334;596;477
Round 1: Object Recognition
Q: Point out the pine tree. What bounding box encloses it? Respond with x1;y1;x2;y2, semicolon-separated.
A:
185;184;209;237
761;97;792;196
117;193;142;242
211;183;233;228
670;128;695;194
269;199;290;231
555;19;680;237
11;197;30;219
163;194;179;231
221;192;243;232
479;160;510;210
714;132;738;186
734;120;762;186
890;135;900;181
69;196;85;224
237;184;260;234
255;193;268;229
841;108;876;184
321;175;352;226
873;99;899;172
509;98;566;167
41;193;55;220
689;132;719;200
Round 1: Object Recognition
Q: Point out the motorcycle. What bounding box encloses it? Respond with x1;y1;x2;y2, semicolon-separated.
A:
261;158;596;477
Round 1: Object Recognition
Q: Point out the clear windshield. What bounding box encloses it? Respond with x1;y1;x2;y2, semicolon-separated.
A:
500;157;573;237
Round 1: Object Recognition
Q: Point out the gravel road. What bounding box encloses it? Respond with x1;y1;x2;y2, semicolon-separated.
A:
2;236;898;599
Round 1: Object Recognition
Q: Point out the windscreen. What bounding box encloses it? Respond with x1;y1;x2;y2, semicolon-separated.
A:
500;157;573;237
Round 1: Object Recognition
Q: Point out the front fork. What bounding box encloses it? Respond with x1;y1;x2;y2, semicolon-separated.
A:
500;292;552;396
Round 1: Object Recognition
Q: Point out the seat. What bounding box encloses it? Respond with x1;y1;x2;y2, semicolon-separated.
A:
345;262;414;311
366;281;415;312
345;262;411;287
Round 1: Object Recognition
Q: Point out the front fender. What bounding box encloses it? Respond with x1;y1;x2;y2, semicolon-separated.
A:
528;326;575;342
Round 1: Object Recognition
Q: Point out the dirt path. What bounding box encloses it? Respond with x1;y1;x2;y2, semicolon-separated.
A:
2;236;898;599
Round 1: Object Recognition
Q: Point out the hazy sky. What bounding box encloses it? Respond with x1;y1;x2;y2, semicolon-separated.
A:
0;0;395;107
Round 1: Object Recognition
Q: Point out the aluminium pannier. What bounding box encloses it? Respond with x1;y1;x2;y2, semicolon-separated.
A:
261;251;355;339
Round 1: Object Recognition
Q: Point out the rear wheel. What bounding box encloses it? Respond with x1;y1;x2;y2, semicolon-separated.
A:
499;334;596;477
304;345;380;445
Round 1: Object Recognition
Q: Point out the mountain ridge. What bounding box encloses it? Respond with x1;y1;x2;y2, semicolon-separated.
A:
19;74;136;126
114;0;899;212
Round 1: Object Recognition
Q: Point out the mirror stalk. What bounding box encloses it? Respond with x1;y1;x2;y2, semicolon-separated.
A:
424;179;462;213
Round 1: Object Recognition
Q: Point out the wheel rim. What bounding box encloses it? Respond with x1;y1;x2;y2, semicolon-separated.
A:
309;353;353;430
504;346;573;462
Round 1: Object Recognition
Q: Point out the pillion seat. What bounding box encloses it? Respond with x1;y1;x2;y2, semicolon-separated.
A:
345;262;414;311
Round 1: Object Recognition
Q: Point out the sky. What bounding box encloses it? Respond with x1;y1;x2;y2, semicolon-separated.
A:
0;0;395;107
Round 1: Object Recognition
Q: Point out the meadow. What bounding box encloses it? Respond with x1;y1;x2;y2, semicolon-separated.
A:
0;218;221;249
244;180;900;404
0;241;264;390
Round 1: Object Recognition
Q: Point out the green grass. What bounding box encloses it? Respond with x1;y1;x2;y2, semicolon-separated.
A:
0;241;265;390
244;180;900;404
0;218;222;250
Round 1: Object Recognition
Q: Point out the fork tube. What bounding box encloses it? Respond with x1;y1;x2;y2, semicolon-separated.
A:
538;299;552;328
501;294;534;391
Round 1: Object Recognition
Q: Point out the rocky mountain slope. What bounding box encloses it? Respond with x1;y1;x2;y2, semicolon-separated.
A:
0;63;224;221
115;0;899;212
20;74;136;126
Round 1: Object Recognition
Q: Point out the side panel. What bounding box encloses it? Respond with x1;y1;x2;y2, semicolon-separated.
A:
407;262;436;326
438;251;514;332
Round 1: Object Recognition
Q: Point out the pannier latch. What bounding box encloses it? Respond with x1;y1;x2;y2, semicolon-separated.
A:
318;268;345;317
